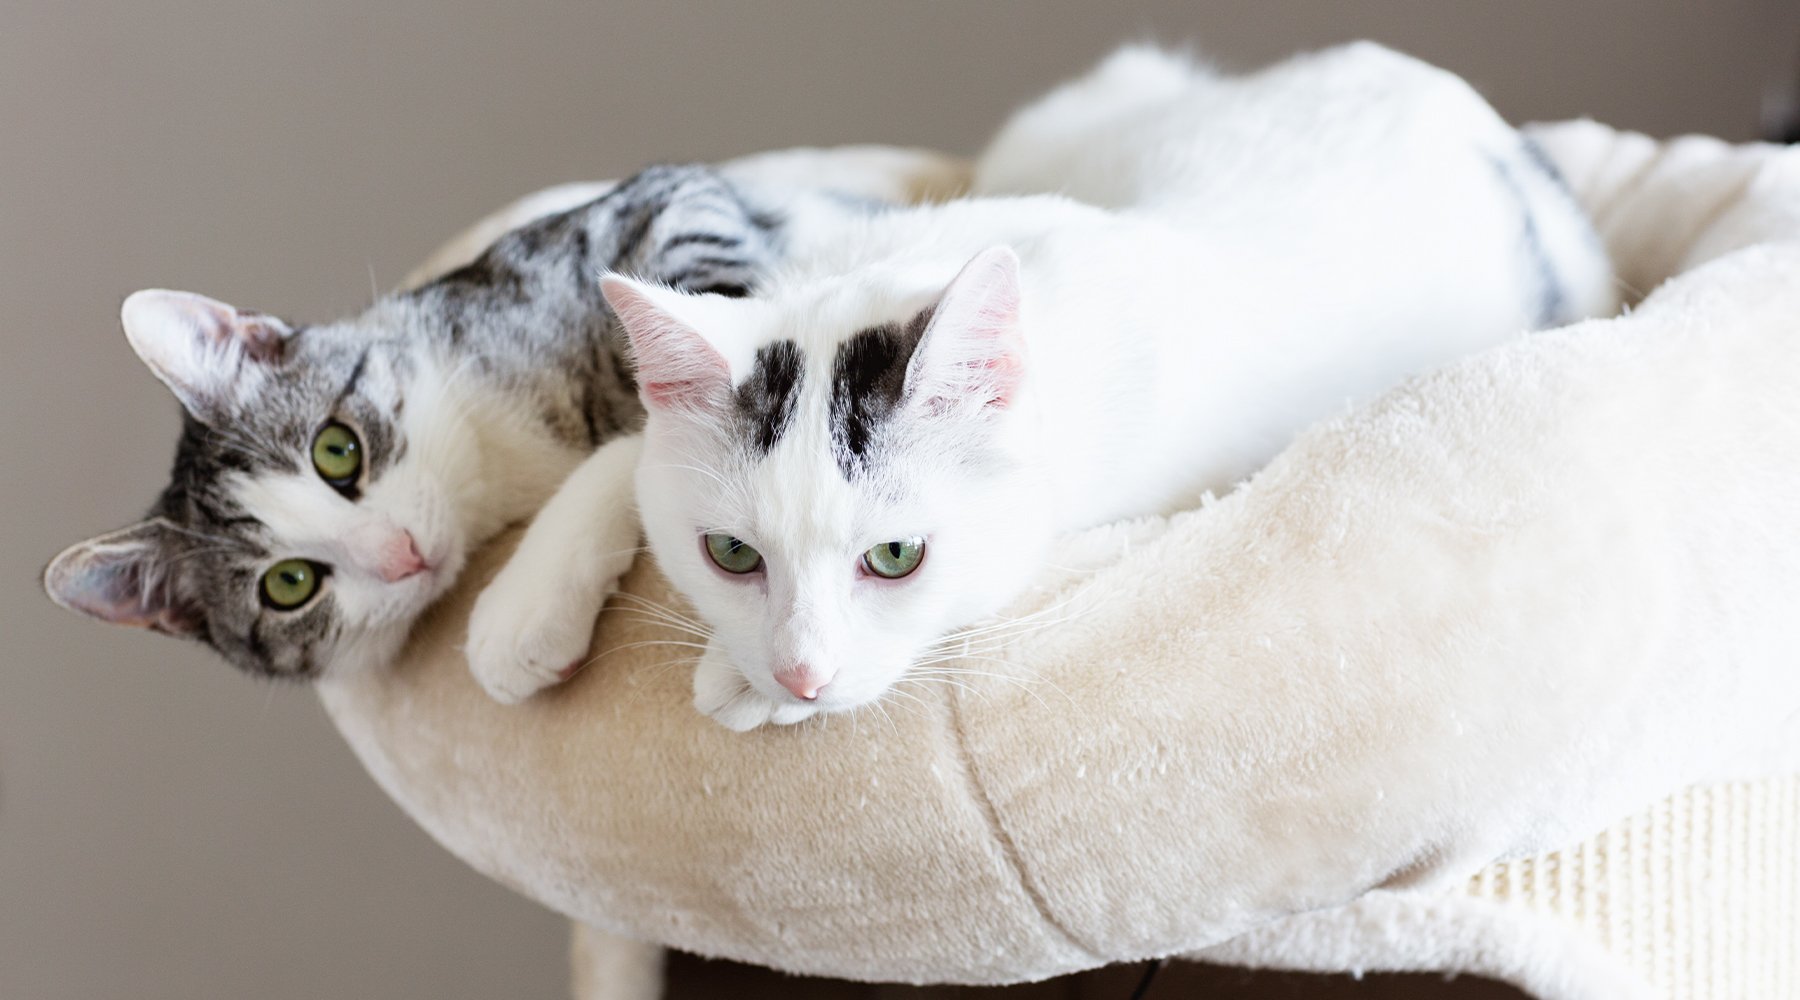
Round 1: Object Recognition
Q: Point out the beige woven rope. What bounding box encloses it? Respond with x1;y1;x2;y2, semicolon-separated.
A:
1466;775;1800;999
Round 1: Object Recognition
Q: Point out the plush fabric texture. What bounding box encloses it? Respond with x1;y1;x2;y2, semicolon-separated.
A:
1185;123;1800;1000
318;123;1800;999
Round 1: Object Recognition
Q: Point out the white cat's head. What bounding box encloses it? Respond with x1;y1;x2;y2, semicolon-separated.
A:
609;247;1053;727
44;290;487;678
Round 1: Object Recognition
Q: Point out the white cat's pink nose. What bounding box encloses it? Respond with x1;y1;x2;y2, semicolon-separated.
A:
773;663;833;701
378;532;429;583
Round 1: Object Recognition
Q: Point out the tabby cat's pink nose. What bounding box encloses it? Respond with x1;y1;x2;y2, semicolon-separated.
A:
379;532;429;583
773;664;832;701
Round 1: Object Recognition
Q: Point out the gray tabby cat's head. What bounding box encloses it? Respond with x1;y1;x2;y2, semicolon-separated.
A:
44;291;472;679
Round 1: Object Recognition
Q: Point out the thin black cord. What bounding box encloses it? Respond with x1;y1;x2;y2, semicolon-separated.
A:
1126;957;1168;1000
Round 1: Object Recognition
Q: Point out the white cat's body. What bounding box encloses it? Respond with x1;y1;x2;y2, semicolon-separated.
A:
968;43;1613;525
475;43;1616;728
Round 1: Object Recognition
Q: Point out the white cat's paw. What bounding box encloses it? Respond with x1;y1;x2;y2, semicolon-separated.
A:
465;562;613;705
692;649;780;731
768;700;821;727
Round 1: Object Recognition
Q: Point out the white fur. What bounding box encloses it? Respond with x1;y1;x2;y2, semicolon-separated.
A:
466;433;644;702
607;44;1620;730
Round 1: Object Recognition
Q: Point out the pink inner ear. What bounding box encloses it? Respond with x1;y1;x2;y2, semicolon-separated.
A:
44;520;201;636
979;345;1025;408
601;277;730;411
120;290;295;415
129;291;290;360
919;247;1027;411
229;311;290;362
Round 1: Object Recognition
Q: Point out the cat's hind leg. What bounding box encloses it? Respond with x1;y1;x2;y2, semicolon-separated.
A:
466;434;645;704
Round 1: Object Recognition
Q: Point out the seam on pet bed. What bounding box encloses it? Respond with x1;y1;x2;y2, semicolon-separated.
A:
943;684;1102;963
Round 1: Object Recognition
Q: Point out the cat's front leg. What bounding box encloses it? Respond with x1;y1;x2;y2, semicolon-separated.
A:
467;434;645;704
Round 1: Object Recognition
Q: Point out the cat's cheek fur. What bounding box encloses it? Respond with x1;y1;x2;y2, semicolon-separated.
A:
826;487;1052;715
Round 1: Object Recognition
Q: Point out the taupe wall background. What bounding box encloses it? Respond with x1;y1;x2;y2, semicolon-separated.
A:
2;2;1794;998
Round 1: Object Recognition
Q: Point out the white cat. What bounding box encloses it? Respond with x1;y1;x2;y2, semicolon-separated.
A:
471;43;1616;729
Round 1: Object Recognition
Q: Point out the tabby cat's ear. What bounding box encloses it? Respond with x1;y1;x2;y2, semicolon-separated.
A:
602;275;732;412
907;246;1027;413
44;519;204;637
121;290;294;419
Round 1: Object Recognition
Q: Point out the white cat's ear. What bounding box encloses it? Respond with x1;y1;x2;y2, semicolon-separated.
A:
602;275;732;411
44;519;203;637
908;246;1027;413
121;290;294;417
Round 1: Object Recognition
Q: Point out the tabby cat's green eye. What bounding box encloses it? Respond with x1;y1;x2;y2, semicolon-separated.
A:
704;533;763;575
260;559;323;610
311;422;362;485
863;537;925;579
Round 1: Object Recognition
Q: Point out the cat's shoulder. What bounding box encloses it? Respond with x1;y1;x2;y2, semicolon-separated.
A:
1249;41;1506;134
813;192;1109;261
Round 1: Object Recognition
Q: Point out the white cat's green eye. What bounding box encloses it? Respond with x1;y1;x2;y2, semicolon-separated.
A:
311;422;362;485
863;537;925;579
261;559;323;610
704;533;763;574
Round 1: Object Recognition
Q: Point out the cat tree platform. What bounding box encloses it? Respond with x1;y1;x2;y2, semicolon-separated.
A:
319;123;1800;1000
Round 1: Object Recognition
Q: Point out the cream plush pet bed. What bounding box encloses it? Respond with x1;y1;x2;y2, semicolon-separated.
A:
320;122;1800;1000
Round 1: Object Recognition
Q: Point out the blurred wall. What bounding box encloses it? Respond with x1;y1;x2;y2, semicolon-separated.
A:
2;2;1794;998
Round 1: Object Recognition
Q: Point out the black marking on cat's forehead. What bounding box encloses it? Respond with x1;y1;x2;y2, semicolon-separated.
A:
331;347;373;410
828;307;934;479
698;281;752;299
733;340;804;453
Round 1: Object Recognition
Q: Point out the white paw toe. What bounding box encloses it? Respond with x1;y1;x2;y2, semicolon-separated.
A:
692;656;778;731
465;582;599;705
768;701;821;726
